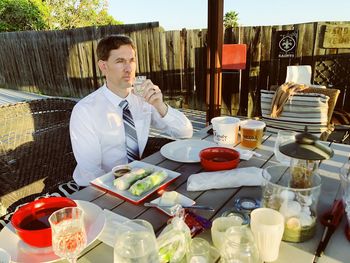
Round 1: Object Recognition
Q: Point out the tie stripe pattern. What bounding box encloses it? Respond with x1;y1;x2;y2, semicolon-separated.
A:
119;100;140;162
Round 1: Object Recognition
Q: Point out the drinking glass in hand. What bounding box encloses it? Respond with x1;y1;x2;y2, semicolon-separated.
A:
274;130;296;165
49;207;87;263
133;76;147;96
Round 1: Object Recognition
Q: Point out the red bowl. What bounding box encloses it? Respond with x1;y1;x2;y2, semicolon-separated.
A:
199;147;240;171
11;197;77;248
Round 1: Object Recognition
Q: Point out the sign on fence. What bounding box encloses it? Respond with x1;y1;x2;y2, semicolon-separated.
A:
323;25;350;48
274;30;298;58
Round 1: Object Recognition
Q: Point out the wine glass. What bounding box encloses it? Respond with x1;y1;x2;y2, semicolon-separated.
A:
274;130;296;165
49;207;87;263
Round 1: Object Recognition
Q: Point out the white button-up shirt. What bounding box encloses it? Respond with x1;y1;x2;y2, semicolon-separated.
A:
70;84;193;186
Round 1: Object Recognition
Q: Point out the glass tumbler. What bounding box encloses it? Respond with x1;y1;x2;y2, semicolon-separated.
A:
133;75;147;96
220;225;260;263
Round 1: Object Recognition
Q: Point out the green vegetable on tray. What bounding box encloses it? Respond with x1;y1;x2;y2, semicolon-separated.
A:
129;170;168;196
113;167;154;190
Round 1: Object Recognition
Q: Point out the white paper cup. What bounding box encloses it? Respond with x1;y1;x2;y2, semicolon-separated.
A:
211;116;240;146
250;208;284;262
0;248;10;263
211;216;243;250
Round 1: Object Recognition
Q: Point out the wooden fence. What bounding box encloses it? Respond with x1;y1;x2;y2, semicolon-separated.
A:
0;21;349;116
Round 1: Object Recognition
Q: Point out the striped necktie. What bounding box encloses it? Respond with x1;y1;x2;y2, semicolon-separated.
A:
119;100;140;162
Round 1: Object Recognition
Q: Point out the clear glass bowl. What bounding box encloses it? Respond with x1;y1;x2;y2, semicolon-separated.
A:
261;165;321;242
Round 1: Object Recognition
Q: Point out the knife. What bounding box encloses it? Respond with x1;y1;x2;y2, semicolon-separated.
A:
144;202;215;211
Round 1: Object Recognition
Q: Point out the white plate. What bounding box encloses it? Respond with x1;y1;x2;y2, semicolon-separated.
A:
150;191;195;216
90;161;181;204
160;139;217;162
0;200;106;263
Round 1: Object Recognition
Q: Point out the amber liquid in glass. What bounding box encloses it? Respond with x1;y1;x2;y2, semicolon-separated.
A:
241;128;263;148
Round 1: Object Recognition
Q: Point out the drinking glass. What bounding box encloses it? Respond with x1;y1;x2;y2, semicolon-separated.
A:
220;225;260;263
113;219;159;263
274;130;296;165
211;216;244;251
48;207;87;263
133;75;147;96
186;238;210;263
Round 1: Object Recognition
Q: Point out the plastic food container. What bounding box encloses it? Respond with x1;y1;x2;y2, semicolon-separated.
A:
240;120;266;148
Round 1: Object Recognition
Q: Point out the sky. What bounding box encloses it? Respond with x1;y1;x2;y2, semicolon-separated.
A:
108;0;350;30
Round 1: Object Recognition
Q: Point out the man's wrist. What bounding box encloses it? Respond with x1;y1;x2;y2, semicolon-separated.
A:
158;103;168;117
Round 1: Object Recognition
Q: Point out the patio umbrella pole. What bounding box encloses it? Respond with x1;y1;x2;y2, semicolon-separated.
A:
206;0;224;124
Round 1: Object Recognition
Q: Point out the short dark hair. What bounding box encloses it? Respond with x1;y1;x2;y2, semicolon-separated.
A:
96;34;136;61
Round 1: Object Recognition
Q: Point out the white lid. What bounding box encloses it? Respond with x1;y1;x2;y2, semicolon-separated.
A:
241;120;266;130
211;116;240;125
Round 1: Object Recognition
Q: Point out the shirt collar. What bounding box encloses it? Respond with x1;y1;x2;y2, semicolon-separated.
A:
101;84;134;108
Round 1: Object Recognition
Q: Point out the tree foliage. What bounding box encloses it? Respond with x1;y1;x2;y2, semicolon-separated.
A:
44;0;121;30
224;11;239;29
0;0;122;32
0;0;48;32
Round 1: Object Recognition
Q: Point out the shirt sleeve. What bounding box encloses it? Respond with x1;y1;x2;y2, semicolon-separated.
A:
70;104;106;185
151;105;193;138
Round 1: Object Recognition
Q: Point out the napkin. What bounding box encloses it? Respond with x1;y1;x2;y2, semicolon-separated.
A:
187;167;263;191
98;209;130;247
234;148;262;160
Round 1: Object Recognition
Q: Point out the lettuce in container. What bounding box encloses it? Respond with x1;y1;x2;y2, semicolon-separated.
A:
157;206;191;263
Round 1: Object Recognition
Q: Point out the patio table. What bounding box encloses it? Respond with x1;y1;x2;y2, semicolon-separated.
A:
71;126;350;263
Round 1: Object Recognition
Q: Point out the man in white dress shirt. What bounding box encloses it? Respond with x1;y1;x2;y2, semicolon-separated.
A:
70;35;193;186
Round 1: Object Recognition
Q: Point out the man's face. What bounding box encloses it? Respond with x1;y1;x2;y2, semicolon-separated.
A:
98;44;136;91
